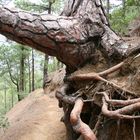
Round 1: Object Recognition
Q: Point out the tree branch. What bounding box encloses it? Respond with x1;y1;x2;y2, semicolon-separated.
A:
0;6;91;70
0;1;129;71
3;54;18;86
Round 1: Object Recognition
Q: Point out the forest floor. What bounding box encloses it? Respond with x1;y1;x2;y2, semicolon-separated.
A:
0;69;66;140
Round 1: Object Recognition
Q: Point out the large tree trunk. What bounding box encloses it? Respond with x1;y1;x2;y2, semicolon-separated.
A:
19;46;25;92
19;46;25;100
0;1;128;73
31;48;35;91
0;1;139;140
27;55;31;93
43;1;51;88
43;54;49;88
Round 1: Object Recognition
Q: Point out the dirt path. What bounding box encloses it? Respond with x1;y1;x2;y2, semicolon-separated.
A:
0;89;66;140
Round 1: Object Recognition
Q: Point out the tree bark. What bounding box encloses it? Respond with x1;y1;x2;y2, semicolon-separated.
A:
43;54;49;88
19;46;25;92
31;48;35;91
106;0;110;16
43;1;51;88
122;0;126;18
0;1;128;73
27;55;31;93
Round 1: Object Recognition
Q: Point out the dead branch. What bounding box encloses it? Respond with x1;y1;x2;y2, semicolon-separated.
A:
102;97;140;119
98;92;140;107
70;98;97;140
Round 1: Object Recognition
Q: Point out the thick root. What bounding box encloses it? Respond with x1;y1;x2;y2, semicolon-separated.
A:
67;62;135;96
101;94;140;119
55;91;77;104
98;92;140;107
70;98;97;140
68;62;124;81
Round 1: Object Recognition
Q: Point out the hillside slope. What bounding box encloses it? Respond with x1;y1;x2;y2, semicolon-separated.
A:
0;69;66;140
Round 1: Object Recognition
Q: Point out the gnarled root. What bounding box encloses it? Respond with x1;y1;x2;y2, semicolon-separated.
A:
98;92;140;107
68;62;124;81
70;98;97;140
56;91;77;104
99;92;140;119
67;62;135;96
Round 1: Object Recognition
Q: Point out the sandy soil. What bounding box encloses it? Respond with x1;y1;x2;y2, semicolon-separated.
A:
0;89;66;140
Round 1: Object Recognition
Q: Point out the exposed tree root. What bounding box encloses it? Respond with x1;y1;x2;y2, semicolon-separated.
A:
93;113;102;135
70;98;97;140
55;91;77;104
68;62;124;81
97;92;140;107
101;95;140;119
56;59;140;139
67;62;135;96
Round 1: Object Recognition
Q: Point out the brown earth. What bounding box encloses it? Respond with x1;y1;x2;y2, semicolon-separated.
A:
0;69;66;140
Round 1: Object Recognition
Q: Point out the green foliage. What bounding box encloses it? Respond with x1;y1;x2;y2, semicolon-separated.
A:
14;0;48;12
0;44;29;81
126;0;140;6
14;0;63;14
0;116;9;131
110;1;140;35
0;0;62;117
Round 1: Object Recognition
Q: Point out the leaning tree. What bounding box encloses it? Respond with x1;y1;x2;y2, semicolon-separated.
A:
1;0;140;140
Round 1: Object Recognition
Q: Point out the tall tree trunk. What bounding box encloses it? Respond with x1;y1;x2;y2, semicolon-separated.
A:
122;0;126;17
43;1;52;88
19;46;25;91
43;54;49;88
4;56;20;101
31;49;35;91
28;56;31;93
19;46;25;101
0;1;128;73
106;0;110;16
4;82;7;112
